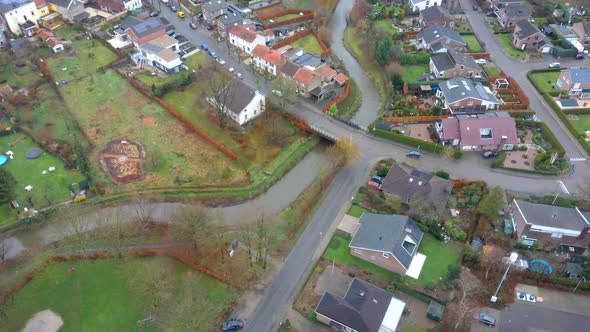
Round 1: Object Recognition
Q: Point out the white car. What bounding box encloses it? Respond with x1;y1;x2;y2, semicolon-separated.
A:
228;67;234;73
475;59;487;65
272;90;283;97
235;72;243;79
216;58;226;65
549;62;560;68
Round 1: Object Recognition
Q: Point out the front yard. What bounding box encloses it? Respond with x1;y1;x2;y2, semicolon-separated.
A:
462;35;483;52
323;235;460;287
496;33;527;59
528;71;559;94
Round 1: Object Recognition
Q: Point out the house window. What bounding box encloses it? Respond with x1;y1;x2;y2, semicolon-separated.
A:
551;233;563;238
370;256;377;261
467;101;474;106
354;249;363;255
383;252;390;258
480;128;493;139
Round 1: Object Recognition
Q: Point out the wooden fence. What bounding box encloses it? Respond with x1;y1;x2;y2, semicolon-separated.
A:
380;115;449;123
322;82;350;112
272;29;311;50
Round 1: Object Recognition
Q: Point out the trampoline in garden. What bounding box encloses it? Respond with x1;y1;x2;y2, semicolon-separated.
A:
530;259;553;275
0;155;7;166
26;148;42;159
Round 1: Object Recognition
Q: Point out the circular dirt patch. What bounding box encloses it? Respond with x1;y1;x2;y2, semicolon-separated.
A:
142;116;157;127
524;161;530;166
510;160;517;164
99;140;146;183
23;309;63;332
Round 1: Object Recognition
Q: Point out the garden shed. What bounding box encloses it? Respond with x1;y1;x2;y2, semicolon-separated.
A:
427;301;444;322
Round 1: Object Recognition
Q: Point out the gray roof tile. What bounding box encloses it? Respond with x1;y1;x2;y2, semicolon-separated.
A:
514;199;590;230
418;24;465;47
420;6;452;24
514;20;542;39
439;77;499;104
567;68;590;84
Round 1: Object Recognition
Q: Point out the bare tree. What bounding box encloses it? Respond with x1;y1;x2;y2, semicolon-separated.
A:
0;240;10;261
96;211;138;258
445;270;485;332
335;136;361;164
173;205;213;255
51;214;91;254
131;199;155;229
207;72;238;128
240;224;254;266
481;245;505;280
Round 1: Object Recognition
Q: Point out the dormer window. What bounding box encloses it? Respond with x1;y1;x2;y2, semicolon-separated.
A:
402;235;417;255
480;128;492;139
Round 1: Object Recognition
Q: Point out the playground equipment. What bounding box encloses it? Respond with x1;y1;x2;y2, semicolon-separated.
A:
530;259;553;275
136;316;154;327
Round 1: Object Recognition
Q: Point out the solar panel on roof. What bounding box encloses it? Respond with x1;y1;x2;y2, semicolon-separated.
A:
558;99;578;107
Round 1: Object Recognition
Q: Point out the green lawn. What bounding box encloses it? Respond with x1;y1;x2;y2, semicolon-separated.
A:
323;234;460;287
347;204;368;218
496;33;527;59
571;114;590;133
375;19;399;35
532;17;548;25
402;65;429;83
183;51;208;70
463;35;483;52
529;71;559;93
412;235;460;287
0;134;83;211
47;39;118;81
0;53;42;89
484;65;502;77
1;257;239;331
271;13;301;23
291;34;323;55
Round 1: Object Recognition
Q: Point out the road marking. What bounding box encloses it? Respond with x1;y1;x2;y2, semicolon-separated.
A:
558;180;570;195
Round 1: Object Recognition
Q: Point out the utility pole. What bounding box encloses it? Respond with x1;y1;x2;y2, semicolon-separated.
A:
573;276;586;294
491;252;518;302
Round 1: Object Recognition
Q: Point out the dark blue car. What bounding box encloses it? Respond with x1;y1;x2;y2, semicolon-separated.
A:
406;150;422;158
222;319;243;331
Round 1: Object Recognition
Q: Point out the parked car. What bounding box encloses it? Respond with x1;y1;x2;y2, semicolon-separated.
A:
228;67;234;73
367;175;383;190
406;150;422;158
209;51;216;58
576;53;585;60
189;22;198;29
235;72;244;79
200;44;208;50
216;58;226;65
475;59;487;65
149;11;159;17
174;34;183;40
170;5;177;12
486;11;497;17
549;62;561;68
476;313;496;327
473;5;478;10
167;29;175;36
272;89;283;96
177;11;185;18
196;12;203;19
482;150;498;159
222;319;244;331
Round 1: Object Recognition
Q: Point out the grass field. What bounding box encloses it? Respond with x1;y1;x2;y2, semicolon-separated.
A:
484;65;502;77
529;71;559;93
571;114;590;133
463;35;483;52
347;204;368;218
47;39;118;81
291;34;323;55
402;65;429;83
496;33;526;59
1;257;238;331
0;53;42;89
323;234;460;287
375;19;399;35
267;13;301;23
0;134;83;210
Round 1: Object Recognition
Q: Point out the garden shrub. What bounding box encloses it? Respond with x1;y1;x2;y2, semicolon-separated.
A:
446;219;467;242
373;129;448;154
376;166;389;177
435;170;450;179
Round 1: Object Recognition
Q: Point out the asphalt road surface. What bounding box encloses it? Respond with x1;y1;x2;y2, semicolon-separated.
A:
500;302;590;331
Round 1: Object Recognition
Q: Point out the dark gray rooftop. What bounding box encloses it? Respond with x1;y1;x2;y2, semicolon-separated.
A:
349;213;423;269
418;24;465;47
203;0;226;12
46;0;72;8
514;199;590;231
280;61;300;77
431;48;478;72
558;98;579;107
315;278;395;332
0;0;32;14
439;77;499;104
219;13;243;26
130;18;163;38
420;5;452;24
515;20;542;39
503;4;531;18
220;79;257;115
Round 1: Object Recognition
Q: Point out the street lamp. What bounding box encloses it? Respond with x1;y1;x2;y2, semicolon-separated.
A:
490;252;518;303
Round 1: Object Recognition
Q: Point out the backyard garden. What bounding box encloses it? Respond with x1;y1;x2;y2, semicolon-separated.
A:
462;35;483;52
291;33;324;55
1;257;238;331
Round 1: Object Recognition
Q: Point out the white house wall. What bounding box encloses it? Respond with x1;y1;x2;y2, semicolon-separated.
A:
2;2;39;35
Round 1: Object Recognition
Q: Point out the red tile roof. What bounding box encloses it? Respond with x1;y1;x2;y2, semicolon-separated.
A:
251;44;281;65
294;67;315;84
457;117;518;146
34;0;47;7
441;118;460;140
46;38;63;48
334;73;349;84
228;24;258;43
263;29;274;36
37;29;55;41
315;64;337;79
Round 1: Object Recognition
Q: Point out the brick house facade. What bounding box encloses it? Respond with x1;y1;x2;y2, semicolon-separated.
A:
350;247;407;275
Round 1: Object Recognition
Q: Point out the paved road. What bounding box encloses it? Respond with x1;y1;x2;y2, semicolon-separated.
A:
499;302;590;331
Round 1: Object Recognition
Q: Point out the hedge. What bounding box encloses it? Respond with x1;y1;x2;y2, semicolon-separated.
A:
400;52;431;65
373;129;448;154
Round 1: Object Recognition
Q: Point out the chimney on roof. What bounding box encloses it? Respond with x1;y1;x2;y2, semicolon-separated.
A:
418;181;423;185
409;178;414;182
360;291;365;297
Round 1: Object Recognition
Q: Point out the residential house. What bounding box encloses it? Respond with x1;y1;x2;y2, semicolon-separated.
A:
0;0;39;35
34;0;50;18
217;12;243;38
419;5;454;28
126;17;165;47
251;44;282;77
293;67;321;97
0;84;13;101
121;0;141;11
489;0;522;11
214;79;265;126
496;4;530;28
94;0;125;14
334;72;349;86
429;48;483;79
511;199;590;253
227;24;265;55
572;21;590;46
202;0;226;25
556;68;590;99
46;0;86;22
136;35;183;74
408;0;442;13
417;24;466;53
310;63;338;100
381;163;452;211
284;47;323;70
552;24;585;52
512;19;553;53
436;77;501;114
436;114;518;151
38;11;64;30
262;28;274;43
315;278;406;332
349;213;425;277
279;61;300;86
